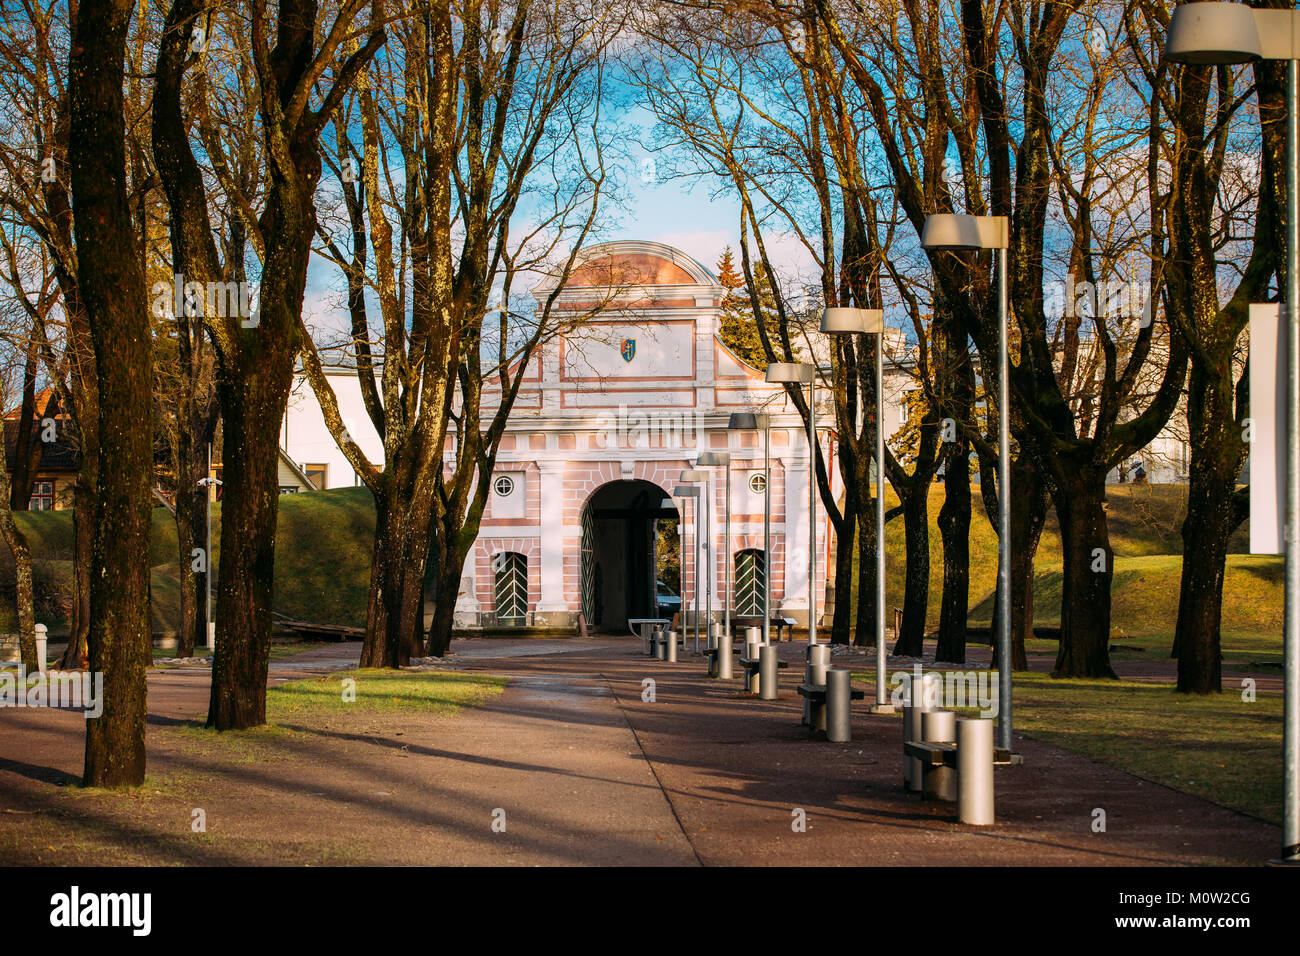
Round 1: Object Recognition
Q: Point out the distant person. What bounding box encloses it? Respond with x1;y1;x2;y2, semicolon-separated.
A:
1134;463;1148;484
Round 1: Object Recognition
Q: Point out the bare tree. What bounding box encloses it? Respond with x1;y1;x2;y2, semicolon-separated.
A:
68;0;152;786
153;0;385;727
299;0;617;665
1128;0;1274;693
0;348;38;669
0;0;99;670
819;0;1191;677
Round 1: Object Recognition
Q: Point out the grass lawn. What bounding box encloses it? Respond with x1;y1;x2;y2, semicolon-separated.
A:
856;666;1283;825
266;668;507;719
1013;672;1282;825
847;483;1280;665
3;482;1280;664
0;486;377;633
148;641;335;664
151;669;507;768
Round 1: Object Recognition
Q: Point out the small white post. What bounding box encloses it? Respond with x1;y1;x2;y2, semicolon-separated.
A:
34;623;47;674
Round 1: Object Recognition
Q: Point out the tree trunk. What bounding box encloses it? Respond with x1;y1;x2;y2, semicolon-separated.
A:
892;483;930;656
1172;361;1244;694
853;501;875;648
1051;469;1117;678
830;514;854;645
191;474;209;655
0;456;38;670
59;474;94;669
174;481;197;659
9;344;40;511
427;485;489;659
427;532;470;659
991;459;1045;671
359;485;435;668
207;363;292;729
935;441;971;664
1174;473;1231;694
10;535;37;671
69;0;153;787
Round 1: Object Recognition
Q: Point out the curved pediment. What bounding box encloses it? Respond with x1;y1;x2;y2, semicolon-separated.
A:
537;240;723;298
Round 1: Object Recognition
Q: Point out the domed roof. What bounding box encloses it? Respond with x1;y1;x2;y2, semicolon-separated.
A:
539;240;722;294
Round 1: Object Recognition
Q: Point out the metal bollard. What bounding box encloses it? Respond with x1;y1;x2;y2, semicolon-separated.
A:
741;629;761;693
654;630;666;660
759;644;779;700
904;669;941;709
902;671;942;790
665;629;678;663
826;668;852;742
808;659;830;732
803;644;831;726
717;628;733;679
921;710;958;802
903;705;925;791
957;717;995;825
743;638;761;692
644;623;657;656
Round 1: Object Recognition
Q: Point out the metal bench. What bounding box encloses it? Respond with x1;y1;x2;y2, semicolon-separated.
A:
904;740;958;773
631;618;670;654
737;653;787;693
652;629;680;662
732;615;798;643
702;644;734;678
797;674;865;739
902;714;996;825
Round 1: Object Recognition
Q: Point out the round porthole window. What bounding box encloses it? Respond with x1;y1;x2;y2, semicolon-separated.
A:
749;473;767;495
494;475;516;497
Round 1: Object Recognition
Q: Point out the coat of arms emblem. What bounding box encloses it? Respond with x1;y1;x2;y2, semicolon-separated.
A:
620;338;636;363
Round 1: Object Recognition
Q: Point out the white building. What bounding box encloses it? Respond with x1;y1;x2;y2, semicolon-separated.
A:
279;239;1186;630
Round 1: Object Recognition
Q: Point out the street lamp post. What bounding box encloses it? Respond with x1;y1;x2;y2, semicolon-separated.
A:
681;468;712;642
922;212;1013;756
729;412;771;645
697;450;733;644
1164;1;1300;862
661;495;684;650
766;362;818;645
821;307;894;711
198;442;221;652
673;484;701;652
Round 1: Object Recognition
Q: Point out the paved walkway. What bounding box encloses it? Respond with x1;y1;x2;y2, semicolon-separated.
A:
0;637;1279;865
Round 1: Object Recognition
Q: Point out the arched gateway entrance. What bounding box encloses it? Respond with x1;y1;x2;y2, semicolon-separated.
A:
580;479;678;632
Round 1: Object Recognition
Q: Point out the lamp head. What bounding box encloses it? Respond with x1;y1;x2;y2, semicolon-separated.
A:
696;451;731;466
673;484;699;497
679;469;709;482
1164;2;1261;65
765;361;815;384
728;411;769;430
921;213;1009;250
821;307;884;335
